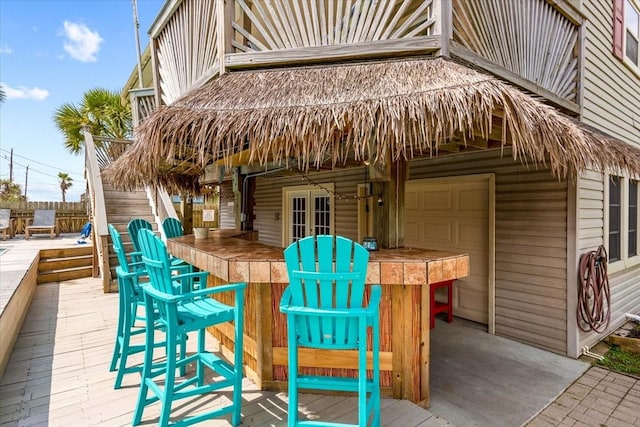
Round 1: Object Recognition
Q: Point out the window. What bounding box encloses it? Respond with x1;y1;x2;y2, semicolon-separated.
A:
283;184;334;245
615;0;640;68
609;176;622;262
630;180;638;256
626;0;640;65
607;175;640;268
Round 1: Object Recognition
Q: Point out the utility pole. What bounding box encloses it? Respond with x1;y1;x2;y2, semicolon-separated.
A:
132;0;144;88
24;165;28;199
9;148;13;182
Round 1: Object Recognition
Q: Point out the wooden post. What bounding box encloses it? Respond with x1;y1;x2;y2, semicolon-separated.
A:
376;160;407;249
256;283;274;387
420;285;430;406
180;195;193;234
391;285;404;398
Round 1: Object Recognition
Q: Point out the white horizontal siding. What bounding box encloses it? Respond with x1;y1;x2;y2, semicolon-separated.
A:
579;1;640;353
577;172;640;351
253;168;364;247
582;0;640;145
578;170;604;253
410;149;568;354
219;181;236;230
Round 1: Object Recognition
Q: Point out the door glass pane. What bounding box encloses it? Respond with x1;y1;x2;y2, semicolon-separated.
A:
609;177;621;262
313;196;331;236
292;196;306;242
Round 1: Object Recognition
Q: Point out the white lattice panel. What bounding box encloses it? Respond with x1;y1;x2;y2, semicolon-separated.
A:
453;0;579;102
232;0;436;52
156;0;219;104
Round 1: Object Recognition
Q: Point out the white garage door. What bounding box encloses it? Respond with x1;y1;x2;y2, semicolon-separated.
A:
405;176;492;325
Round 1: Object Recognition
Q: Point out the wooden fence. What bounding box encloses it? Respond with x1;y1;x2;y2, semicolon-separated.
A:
0;201;89;235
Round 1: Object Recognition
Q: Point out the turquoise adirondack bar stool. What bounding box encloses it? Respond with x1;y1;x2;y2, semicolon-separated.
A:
162;217;184;239
280;235;382;427
108;224;188;389
133;229;246;427
129;218;193;285
108;224;156;388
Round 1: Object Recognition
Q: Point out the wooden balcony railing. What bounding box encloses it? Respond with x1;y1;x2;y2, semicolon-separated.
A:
149;0;582;111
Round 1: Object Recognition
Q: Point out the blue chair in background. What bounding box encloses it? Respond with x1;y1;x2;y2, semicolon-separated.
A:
280;235;382;427
127;218;154;253
162;217;184;239
108;224;154;389
109;224;191;389
133;229;246;427
129;217;193;286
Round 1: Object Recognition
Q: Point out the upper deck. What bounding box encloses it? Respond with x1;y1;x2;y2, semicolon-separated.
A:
140;0;582;115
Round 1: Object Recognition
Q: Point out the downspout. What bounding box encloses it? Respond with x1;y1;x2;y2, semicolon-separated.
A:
241;167;287;230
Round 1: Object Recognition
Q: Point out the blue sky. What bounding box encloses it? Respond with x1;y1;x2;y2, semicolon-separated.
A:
0;0;164;202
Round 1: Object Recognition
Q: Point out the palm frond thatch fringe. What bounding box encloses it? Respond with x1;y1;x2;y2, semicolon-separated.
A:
103;57;640;194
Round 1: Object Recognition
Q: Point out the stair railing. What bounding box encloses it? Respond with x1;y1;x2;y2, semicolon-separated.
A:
82;126;111;292
146;186;180;241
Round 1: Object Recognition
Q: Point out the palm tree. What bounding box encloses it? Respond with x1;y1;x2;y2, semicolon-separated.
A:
53;88;132;154
0;179;24;201
58;172;73;202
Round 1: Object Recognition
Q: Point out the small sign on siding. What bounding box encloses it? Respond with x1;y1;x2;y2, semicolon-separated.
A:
203;209;216;222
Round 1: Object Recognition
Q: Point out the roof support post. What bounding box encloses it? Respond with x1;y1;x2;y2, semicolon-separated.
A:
374;159;408;249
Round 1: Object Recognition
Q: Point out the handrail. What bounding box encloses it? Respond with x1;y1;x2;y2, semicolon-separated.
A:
146;186;179;241
82;127;111;293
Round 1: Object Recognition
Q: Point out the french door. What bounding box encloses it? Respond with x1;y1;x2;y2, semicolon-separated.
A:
284;186;333;245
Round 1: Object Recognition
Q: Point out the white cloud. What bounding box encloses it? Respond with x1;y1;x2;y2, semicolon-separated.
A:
62;21;103;62
0;44;12;54
1;82;49;100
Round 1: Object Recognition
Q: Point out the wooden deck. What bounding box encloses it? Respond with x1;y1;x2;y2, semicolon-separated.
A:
0;278;447;426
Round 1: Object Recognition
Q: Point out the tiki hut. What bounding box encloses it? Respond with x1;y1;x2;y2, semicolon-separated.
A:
103;57;640;193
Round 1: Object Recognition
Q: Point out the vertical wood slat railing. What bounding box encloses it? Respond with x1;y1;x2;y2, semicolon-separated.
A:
82;127;111;293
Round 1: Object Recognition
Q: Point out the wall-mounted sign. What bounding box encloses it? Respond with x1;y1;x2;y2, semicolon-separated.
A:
203;209;216;222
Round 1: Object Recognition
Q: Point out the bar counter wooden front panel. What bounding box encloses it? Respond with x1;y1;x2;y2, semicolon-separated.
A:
203;275;430;406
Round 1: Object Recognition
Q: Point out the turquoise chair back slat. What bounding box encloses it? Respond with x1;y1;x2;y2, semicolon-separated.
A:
162;217;183;239
128;218;153;252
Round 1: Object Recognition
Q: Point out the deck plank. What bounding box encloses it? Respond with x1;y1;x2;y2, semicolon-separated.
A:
0;278;440;426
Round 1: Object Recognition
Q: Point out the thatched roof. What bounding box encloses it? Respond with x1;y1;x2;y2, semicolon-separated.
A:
104;57;640;194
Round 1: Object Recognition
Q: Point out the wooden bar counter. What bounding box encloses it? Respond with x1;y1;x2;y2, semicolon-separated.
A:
167;229;469;407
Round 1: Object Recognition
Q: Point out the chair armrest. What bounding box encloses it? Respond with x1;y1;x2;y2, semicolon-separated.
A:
171;271;209;284
140;283;182;303
280;305;371;317
116;266;147;280
127;251;143;263
186;281;247;297
143;281;246;303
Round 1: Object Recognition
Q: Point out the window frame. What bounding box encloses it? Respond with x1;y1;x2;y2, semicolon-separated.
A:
624;0;640;70
605;174;640;273
282;183;335;246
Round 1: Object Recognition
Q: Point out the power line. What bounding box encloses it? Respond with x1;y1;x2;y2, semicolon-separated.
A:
0;155;80;180
0;148;84;177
